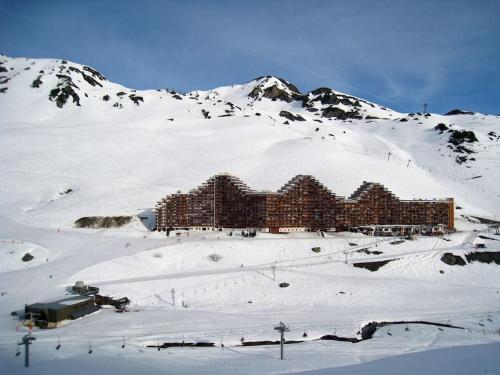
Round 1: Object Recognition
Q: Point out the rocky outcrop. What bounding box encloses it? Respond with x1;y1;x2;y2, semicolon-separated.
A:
22;253;34;262
300;87;366;116
441;253;466;266
128;94;144;105
248;76;301;102
352;259;395;271
445;109;475;116
253;76;300;95
31;75;43;88
434;123;449;133
465;251;500;265
68;66;103;87
446;129;478;164
74;216;133;229
321;106;362;120
449;130;478;146
279;110;305;122
49;75;81;108
440;251;500;266
360;321;463;340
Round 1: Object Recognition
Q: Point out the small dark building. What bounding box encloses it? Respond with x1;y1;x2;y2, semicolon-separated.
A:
25;296;100;328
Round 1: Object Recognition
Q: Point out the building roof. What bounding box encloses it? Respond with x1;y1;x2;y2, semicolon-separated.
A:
27;296;94;311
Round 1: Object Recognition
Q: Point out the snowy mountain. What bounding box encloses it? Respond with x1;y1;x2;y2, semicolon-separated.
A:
0;54;498;229
1;55;500;374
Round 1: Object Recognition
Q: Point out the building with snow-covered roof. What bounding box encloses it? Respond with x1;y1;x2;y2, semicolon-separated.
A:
154;174;454;234
25;296;100;328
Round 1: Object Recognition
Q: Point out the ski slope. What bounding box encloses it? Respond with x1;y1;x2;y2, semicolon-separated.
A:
0;55;499;374
1;55;499;231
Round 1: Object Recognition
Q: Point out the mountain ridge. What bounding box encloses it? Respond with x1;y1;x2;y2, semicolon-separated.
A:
0;55;396;118
0;55;486;117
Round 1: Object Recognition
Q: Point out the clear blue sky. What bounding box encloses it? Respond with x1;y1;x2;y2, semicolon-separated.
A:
1;0;499;114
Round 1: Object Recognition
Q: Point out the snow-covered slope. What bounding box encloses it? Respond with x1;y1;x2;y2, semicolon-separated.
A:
1;55;499;229
1;221;499;374
1;53;500;374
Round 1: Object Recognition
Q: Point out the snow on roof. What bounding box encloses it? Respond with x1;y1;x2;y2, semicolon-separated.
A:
28;296;93;310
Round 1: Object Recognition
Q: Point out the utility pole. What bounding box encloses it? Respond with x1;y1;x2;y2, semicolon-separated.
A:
171;288;176;307
213;175;216;230
18;332;36;367
274;321;289;360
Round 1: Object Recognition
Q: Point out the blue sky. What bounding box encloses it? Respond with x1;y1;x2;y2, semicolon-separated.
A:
1;0;499;114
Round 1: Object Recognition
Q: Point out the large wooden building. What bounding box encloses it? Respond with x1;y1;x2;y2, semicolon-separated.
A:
154;174;454;234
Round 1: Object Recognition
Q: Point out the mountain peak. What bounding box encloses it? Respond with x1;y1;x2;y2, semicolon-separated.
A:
247;75;301;103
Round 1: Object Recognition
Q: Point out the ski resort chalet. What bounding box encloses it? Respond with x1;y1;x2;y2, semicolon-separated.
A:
154;174;454;235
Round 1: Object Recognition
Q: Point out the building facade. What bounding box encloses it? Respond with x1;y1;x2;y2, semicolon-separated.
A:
154;174;454;233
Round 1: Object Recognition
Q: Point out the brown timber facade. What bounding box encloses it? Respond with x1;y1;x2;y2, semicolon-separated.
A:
154;174;454;233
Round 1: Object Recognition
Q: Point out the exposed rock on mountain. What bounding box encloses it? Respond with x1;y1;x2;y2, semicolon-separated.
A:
49;75;81;108
445;109;475;116
302;87;362;108
321;106;362;120
248;76;301;102
441;253;466;266
279;110;305;122
434;123;449;133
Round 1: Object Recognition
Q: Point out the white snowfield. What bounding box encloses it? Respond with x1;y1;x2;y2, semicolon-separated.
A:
0;240;56;273
0;55;499;374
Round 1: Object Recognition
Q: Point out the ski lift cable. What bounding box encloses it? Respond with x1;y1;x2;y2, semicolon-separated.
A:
1;309;496;348
0;309;491;346
0;307;491;345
